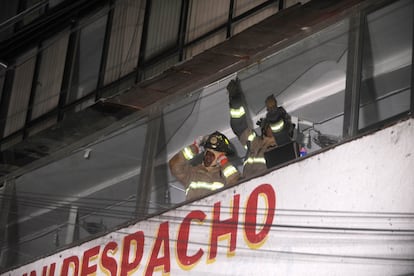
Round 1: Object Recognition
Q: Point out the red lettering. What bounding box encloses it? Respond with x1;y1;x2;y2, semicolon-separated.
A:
177;210;206;268
120;231;144;276
61;256;79;276
145;222;171;276
80;246;100;276
244;184;276;246
42;263;56;276
101;241;118;276
209;194;240;260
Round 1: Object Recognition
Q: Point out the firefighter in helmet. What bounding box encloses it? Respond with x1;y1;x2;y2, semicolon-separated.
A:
227;78;294;178
169;131;241;201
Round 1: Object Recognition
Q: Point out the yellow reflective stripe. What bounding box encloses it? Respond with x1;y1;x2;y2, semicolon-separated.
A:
182;146;195;160
186;181;224;194
243;157;266;166
222;165;238;178
230;106;246;118
270;119;284;132
247;132;256;142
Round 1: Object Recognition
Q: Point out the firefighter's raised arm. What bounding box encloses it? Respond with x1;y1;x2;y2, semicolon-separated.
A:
169;131;240;201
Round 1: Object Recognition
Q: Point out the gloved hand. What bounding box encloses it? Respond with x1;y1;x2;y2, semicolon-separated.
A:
216;153;228;167
193;135;207;153
226;78;241;100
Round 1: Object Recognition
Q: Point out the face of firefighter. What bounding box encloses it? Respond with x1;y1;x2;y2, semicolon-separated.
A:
203;149;220;168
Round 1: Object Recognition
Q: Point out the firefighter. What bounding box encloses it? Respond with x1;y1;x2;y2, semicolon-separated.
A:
169;131;241;201
227;78;294;178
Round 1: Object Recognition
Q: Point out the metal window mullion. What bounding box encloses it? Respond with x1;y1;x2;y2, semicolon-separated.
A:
135;0;152;83
227;0;235;38
279;0;284;10
58;24;80;121
411;0;414;117
0;68;16;142
23;46;42;139
178;0;190;61
135;106;162;219
343;12;365;138
96;0;115;100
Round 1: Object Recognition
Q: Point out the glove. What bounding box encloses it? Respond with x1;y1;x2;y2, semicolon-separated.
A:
193;135;207;153
226;79;241;100
227;79;244;109
216;153;228;167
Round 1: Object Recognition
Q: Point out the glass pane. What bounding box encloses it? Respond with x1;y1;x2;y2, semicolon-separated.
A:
11;117;147;267
31;31;69;120
159;76;240;205
4;48;37;137
238;19;349;153
145;0;181;60
103;0;145;86
158;21;350;204
67;11;108;104
358;0;412;129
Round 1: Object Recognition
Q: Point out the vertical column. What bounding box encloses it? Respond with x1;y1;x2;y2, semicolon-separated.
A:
343;12;365;138
411;1;414;118
0;179;17;269
65;205;79;245
135;105;161;218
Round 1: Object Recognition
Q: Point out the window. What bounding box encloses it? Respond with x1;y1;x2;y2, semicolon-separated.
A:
12;117;148;265
358;0;412;130
28;31;70;135
3;48;37;139
238;19;349;153
66;11;108;107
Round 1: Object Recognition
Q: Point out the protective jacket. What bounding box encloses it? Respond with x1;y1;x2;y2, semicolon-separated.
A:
169;144;240;201
227;80;293;178
236;128;275;178
265;106;293;146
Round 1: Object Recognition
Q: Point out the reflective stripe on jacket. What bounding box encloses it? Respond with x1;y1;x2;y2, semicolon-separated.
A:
170;144;240;201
